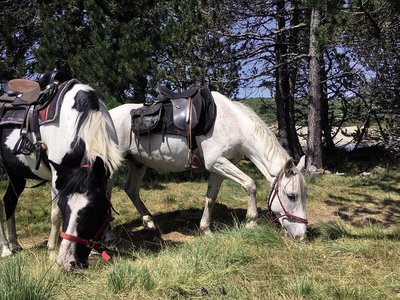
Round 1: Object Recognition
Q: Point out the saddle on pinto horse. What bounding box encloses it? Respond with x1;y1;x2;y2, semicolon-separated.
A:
131;85;217;168
0;70;72;169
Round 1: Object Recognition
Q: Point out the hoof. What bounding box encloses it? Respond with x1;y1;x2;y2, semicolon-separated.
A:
245;220;258;229
200;228;213;236
143;215;157;231
10;243;23;253
48;250;58;262
1;246;13;258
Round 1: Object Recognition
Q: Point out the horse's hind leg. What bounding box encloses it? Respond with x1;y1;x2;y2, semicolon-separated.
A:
7;214;21;252
206;157;258;229
2;176;26;254
0;201;12;257
200;173;224;235
124;160;156;230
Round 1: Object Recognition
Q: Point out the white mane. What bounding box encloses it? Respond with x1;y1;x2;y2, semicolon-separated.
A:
231;100;291;165
77;110;122;173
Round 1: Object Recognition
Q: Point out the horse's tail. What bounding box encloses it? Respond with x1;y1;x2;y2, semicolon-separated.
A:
77;110;122;173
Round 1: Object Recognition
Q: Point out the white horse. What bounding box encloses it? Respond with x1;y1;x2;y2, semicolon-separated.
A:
110;91;307;240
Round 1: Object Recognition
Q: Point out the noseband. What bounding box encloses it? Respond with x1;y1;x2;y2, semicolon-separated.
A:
267;169;308;224
59;164;116;261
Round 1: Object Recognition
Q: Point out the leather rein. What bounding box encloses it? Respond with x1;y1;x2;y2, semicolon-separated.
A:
58;164;117;261
267;169;308;224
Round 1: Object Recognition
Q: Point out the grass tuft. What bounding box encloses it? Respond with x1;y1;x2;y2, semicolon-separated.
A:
0;255;56;300
316;221;352;240
107;260;155;293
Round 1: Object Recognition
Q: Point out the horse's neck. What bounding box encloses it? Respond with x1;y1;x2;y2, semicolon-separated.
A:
244;138;289;183
221;98;289;183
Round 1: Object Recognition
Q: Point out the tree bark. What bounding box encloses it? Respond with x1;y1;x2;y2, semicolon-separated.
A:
307;7;323;169
274;0;304;160
320;53;336;150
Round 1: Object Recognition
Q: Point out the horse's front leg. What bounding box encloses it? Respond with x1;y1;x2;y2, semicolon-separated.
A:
199;173;224;235
47;189;61;261
124;160;156;230
206;157;258;229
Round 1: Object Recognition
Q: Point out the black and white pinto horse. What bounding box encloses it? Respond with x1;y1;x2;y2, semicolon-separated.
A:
110;91;308;240
0;79;121;270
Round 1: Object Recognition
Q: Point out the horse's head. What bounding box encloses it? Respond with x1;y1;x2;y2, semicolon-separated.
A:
268;157;308;241
55;156;112;271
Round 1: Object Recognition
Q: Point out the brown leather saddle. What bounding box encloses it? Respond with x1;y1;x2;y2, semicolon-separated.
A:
131;85;217;168
1;70;71;106
0;70;73;169
131;85;216;135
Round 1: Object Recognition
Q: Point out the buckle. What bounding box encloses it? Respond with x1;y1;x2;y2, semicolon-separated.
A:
87;239;99;249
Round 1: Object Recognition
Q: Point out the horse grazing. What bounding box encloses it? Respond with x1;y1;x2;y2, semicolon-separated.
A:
110;89;307;240
0;75;121;270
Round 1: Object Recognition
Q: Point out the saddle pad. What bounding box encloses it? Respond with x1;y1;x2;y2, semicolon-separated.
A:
194;86;217;135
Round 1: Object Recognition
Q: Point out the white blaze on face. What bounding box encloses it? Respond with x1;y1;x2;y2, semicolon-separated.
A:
57;193;89;271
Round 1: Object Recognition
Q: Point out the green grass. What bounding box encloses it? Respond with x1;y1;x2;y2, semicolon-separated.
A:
0;253;57;300
0;162;399;299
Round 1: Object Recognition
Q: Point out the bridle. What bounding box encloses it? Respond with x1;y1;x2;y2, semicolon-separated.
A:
59;164;117;261
267;169;308;225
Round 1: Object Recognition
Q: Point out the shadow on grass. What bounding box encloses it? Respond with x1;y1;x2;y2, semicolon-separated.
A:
107;204;279;255
326;191;400;228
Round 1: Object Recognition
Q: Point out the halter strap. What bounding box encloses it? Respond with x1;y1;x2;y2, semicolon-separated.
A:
60;213;114;261
267;169;308;224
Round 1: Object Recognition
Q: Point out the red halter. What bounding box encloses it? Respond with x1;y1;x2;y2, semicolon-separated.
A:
267;170;308;224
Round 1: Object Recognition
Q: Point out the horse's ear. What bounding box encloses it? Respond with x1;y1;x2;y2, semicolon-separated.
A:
296;155;306;172
284;159;295;176
92;156;107;180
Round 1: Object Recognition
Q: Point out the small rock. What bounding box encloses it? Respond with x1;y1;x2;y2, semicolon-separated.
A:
218;285;227;295
359;171;371;177
199;287;208;296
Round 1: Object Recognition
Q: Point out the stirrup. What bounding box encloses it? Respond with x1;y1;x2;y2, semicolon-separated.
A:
185;152;200;169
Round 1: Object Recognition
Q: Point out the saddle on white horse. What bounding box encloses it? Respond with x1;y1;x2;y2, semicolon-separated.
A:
130;85;217;168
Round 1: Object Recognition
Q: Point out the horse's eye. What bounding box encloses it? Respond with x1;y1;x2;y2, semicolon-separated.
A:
287;194;296;202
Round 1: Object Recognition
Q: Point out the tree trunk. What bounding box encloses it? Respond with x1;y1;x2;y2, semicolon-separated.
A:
287;0;304;160
307;7;323;169
274;0;304;160
320;53;336;150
